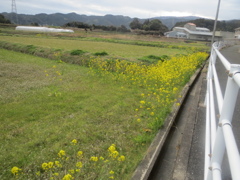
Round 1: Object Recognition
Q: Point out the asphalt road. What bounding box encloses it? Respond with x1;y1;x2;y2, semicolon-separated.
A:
148;44;240;180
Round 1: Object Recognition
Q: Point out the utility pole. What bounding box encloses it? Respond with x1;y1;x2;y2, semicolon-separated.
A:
11;0;18;24
211;0;221;46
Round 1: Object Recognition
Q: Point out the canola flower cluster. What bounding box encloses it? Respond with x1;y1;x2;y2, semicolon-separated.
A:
11;140;125;179
11;166;22;176
89;52;208;141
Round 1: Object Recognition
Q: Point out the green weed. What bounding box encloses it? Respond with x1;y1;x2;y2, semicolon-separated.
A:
138;54;170;64
93;51;108;56
70;49;86;55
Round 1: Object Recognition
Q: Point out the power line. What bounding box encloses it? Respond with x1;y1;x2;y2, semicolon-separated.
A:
211;0;221;46
11;0;18;24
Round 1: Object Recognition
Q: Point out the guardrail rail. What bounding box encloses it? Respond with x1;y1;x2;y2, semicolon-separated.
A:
204;41;240;180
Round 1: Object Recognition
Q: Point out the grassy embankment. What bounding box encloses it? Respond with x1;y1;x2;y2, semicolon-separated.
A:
0;29;209;179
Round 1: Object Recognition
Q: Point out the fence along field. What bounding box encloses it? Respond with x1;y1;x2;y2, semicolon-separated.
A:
0;29;209;179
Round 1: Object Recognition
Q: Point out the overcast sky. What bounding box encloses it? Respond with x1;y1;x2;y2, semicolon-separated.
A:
1;0;239;20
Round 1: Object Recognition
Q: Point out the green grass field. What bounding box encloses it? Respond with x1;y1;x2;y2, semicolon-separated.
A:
1;49;149;179
0;35;189;60
0;27;209;61
0;29;209;179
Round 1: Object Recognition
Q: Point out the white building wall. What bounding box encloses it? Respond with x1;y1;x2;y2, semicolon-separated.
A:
235;28;240;38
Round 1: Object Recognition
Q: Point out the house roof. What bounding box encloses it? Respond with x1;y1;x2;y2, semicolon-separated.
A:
174;27;213;36
186;23;196;26
196;27;210;32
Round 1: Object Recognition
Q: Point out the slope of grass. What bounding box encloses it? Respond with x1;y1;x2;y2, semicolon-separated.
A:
0;29;209;179
0;49;149;179
0;47;208;179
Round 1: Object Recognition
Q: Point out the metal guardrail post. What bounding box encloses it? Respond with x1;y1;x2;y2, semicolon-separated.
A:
222;120;240;180
204;64;211;180
209;65;217;151
205;42;240;180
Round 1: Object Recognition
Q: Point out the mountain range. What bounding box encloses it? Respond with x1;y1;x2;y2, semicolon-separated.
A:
1;12;201;29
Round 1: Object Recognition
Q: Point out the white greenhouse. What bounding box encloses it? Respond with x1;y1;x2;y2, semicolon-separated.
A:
15;26;74;33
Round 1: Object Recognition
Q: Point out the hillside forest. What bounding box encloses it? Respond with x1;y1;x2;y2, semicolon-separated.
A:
1;13;240;33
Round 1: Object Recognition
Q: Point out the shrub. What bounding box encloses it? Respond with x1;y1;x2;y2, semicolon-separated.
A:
94;51;108;56
138;54;170;64
70;49;86;55
25;44;37;54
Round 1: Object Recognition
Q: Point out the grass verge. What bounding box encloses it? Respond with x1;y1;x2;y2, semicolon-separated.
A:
0;47;208;179
0;29;209;179
0;49;158;179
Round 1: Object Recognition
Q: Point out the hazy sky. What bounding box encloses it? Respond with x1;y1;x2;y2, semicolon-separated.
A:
1;0;239;20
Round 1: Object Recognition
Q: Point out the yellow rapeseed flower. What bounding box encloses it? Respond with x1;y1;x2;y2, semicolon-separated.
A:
118;155;126;161
55;161;62;168
58;150;66;158
140;100;145;104
90;156;98;162
42;163;48;170
11;166;21;175
48;162;54;169
109;150;119;158
150;112;154;116
62;173;74;180
71;139;77;145
173;87;178;92
108;144;116;153
77;151;83;158
76;162;83;168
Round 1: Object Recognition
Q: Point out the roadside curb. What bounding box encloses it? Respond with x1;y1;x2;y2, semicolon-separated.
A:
131;63;207;180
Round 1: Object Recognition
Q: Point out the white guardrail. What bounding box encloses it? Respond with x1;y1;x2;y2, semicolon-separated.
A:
204;41;240;180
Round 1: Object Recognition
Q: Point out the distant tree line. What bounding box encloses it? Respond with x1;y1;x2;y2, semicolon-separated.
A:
0;14;11;24
64;21;130;32
129;18;169;34
175;18;240;32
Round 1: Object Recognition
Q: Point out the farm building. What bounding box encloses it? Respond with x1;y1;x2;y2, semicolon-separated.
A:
215;31;235;39
164;31;187;39
165;23;222;41
235;27;240;39
15;26;74;33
